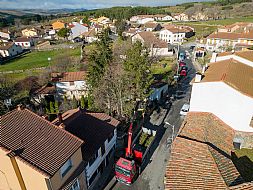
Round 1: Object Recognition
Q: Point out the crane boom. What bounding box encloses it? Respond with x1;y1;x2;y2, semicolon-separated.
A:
125;122;133;158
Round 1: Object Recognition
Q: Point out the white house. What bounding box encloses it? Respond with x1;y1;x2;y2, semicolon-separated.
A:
53;109;120;189
131;15;155;24
154;15;173;21
68;23;89;40
0;31;11;39
132;31;173;56
173;13;189;21
14;37;34;49
0;42;23;58
51;71;87;99
83;28;98;43
144;22;162;32
190;58;253;132
159;25;194;44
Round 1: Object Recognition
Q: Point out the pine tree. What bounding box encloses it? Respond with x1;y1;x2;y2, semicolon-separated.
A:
80;95;85;109
49;101;54;114
54;101;59;113
72;96;78;109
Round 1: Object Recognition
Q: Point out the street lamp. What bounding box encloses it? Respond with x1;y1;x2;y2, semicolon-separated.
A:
48;57;51;72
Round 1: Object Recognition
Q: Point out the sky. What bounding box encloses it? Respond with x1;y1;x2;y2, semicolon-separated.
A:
0;0;211;10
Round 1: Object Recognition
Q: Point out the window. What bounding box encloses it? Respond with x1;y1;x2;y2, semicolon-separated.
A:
70;81;75;86
25;43;28;45
69;179;80;190
233;142;241;150
107;132;114;142
101;144;105;156
250;116;253;127
60;159;72;178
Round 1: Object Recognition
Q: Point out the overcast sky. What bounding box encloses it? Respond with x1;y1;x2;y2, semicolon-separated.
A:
0;0;211;9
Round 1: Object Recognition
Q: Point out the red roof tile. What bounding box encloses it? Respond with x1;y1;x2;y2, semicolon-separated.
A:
0;108;83;177
51;71;86;82
165;112;245;190
53;108;119;161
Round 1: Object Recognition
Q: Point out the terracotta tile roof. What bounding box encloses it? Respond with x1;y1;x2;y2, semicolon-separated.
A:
33;83;56;95
234;50;253;62
207;30;253;40
0;108;83;177
82;28;96;37
201;59;253;98
229;182;253;189
144;22;159;29
0;42;15;50
165;112;245;190
15;37;33;42
163;24;193;33
51;71;86;82
53;108;119;161
137;31;168;48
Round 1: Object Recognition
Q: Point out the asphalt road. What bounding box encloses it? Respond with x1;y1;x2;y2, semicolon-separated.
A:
111;46;196;190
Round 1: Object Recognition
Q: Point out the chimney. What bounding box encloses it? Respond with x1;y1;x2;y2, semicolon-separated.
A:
58;113;63;124
17;104;23;110
195;72;203;82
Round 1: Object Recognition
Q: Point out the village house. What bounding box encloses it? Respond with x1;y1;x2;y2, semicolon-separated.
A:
0;30;11;40
206;30;253;51
122;28;141;37
144;22;162;32
159;24;194;44
191;12;208;21
31;82;56;104
190;50;253;132
153;14;173;21
52;108;119;189
51;71;87;100
52;21;66;30
14;37;34;49
0;107;86;190
173;13;189;21
165;112;253;189
132;31;174;56
22;27;42;37
68;23;89;41
0;42;23;58
83;28;98;43
130;15;155;24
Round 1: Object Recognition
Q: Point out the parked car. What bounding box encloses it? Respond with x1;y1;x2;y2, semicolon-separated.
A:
179;61;186;67
179;52;186;61
180;103;190;116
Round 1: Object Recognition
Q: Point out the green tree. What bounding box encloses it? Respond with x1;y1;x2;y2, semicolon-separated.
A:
87;28;113;88
115;20;126;39
55;101;59;113
80;95;85;109
123;41;153;102
57;28;70;38
49;101;54;114
72;96;78;109
82;16;91;26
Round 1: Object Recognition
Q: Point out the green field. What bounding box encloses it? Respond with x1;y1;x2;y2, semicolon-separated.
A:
151;57;174;75
0;48;81;72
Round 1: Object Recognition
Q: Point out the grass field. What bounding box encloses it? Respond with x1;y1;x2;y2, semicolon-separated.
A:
0;48;81;72
151;57;174;75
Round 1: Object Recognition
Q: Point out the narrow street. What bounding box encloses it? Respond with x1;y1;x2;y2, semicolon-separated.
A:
110;46;197;190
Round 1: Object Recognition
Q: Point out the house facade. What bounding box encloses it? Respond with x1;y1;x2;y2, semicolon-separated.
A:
22;28;41;37
190;55;253;132
0;42;23;58
132;32;173;56
144;22;162;32
0;31;11;39
53;109;119;189
52;71;87;100
14;37;34;49
159;25;194;44
0;107;86;190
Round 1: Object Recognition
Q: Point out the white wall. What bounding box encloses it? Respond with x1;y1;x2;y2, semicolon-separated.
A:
159;30;185;44
85;129;116;186
190;82;253;132
0;32;10;39
56;80;87;99
137;18;154;24
152;47;173;57
0;44;23;57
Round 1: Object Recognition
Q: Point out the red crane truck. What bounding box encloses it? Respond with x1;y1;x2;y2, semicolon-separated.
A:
115;119;156;185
